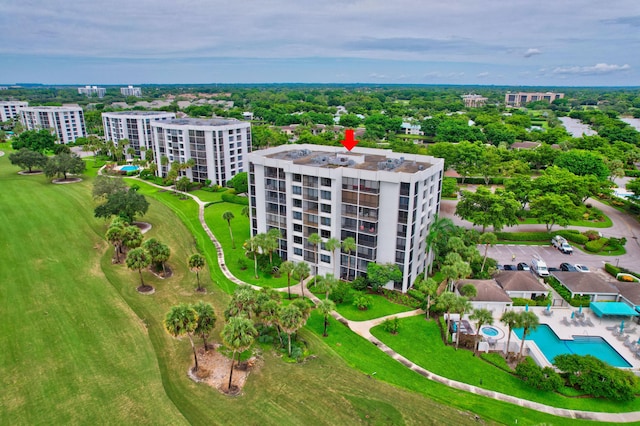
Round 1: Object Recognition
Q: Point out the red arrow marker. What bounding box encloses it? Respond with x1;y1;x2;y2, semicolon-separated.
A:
341;129;359;151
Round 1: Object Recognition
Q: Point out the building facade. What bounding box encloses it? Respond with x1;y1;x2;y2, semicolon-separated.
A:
150;118;251;185
78;85;106;98
0;101;28;122
120;85;142;97
102;111;175;158
462;94;488;108
505;92;564;107
248;144;444;292
20;105;87;143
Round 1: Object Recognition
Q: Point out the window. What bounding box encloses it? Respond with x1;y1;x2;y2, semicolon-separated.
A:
292;186;302;195
293;211;302;220
294;248;302;256
294;236;303;244
293;199;302;208
321;217;331;226
320;254;330;263
293;224;303;232
321;190;331;200
293;174;302;182
321;229;330;239
321;204;331;213
321;177;331;187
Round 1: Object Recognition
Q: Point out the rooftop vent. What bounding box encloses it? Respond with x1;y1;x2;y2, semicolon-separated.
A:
377;157;405;171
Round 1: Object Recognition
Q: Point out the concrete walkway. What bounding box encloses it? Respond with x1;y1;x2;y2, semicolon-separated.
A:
116;171;640;422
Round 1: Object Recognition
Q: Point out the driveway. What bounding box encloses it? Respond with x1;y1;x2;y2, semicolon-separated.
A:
441;197;640;272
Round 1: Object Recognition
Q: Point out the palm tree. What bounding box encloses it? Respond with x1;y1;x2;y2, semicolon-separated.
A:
320;273;339;300
265;228;281;264
241;205;250;219
324;237;341;277
259;299;283;346
317;299;336;337
518;311;539;360
143;238;170;276
307;233;322;288
435;291;457;342
160;156;169;175
441;255;472;292
278;304;304;356
125;248;152;290
425;214;455;274
469;308;494;352
164;304;200;371
341;236;356;280
122;225;143;250
192;301;216;351
279;260;295;300
454;296;472;350
105;224;124;263
479;232;498;273
188;253;206;291
244;236;260;279
500;310;521;357
293;261;310;299
222;211;236;249
414;276;438;319
221;316;257;392
226;285;258;320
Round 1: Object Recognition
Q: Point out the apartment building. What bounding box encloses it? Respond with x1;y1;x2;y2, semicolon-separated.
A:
20;105;86;143
0;101;28;122
102;111;175;158
462;94;488;108
120;85;142;97
78;85;106;98
505;92;564;107
248;144;444;293
150;118;251;185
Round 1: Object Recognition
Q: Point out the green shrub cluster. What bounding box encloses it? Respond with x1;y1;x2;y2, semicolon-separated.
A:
382;317;400;334
511;297;550;307
604;263;622;276
515;359;563;392
495;231;550;241
455;177;505;185
585;237;609;252
624;169;640;177
380;288;422;309
221;189;249;205
329;281;354;304
557;230;589;245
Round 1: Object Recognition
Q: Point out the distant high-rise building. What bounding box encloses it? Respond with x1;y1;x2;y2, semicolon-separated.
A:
0;101;28;122
20;105;86;144
150;118;251;186
505;92;564;107
462;94;488;108
120;85;142;97
102;111;176;158
78;85;106;98
247;144;444;292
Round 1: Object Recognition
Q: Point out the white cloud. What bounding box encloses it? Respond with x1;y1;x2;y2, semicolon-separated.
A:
552;63;631;75
524;48;542;58
477;72;489;78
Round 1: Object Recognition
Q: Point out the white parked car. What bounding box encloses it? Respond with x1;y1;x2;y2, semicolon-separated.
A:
574;264;590;272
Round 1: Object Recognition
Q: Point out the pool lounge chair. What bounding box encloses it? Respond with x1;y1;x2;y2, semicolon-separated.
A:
571;318;580;327
561;317;571;326
623;327;637;334
585;317;594;327
606;325;618;331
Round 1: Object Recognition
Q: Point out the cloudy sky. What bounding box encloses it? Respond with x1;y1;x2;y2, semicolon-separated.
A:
1;0;639;86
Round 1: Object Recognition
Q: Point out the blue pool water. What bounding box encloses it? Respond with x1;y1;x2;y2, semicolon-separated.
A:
120;165;140;172
514;324;631;368
481;326;499;337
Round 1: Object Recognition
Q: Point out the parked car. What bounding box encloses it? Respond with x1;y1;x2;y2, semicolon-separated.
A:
575;264;591;272
560;263;577;272
503;264;517;271
548;267;560;272
517;262;530;271
551;235;573;254
531;257;549;277
496;264;504;271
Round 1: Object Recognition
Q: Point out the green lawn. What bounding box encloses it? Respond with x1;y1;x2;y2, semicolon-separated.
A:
370;315;640;413
334;293;414;321
189;188;225;203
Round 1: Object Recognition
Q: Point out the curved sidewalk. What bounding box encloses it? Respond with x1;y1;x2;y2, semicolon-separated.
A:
126;174;640;422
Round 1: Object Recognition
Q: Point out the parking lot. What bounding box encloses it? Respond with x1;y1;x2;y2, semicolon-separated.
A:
483;244;616;277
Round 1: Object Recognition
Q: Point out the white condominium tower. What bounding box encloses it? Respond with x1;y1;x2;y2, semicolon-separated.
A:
150;118;251;186
78;85;106;98
120;86;142;97
20;105;87;144
248;144;444;293
0;101;28;122
102;111;176;158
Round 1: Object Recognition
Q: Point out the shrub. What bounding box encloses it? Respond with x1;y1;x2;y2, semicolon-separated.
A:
382;317;400;334
380;289;422;309
350;276;368;291
605;263;622;277
585;238;609;253
352;294;373;311
221;189;249;205
582;230;600;241
556;230;589;245
330;281;353;304
237;258;248;270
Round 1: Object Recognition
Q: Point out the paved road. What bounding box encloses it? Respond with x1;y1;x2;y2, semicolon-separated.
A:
441;197;640;271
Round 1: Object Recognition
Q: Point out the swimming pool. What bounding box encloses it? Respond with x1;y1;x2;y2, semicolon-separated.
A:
514;324;631;368
120;165;140;172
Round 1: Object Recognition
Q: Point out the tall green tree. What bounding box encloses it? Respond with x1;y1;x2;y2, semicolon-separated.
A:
469;308;494;352
436;291;457;342
11;129;56;153
192;301;216;351
366;262;402;292
414;276;439;319
43;153;86;181
126;247;152;290
8;148;47;173
105;223;125;263
164;304;200;371
94;187;149;224
221;316;256;391
518;311;540;360
455;186;520;233
121;225;143;250
341;237;356;280
279;260;295;300
324;237;341;277
222;211;236;249
293;261;310;299
265;228;281;264
479;232;497;273
529;193;581;232
425;214;455;274
317;299;336;337
278;304;304;356
307;233;322;288
244;236;260;279
92;175;128;200
188;253;206;292
500;310;521;357
142;238;170;276
453;296;472;350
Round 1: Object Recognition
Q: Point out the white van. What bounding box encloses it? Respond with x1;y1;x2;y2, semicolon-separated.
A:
531;257;549;277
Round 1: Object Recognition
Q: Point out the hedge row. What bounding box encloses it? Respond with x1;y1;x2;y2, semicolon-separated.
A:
624;170;640;177
604;263;640;281
585;238;609;253
495;230;592;246
221;189;249;205
456;177;505;185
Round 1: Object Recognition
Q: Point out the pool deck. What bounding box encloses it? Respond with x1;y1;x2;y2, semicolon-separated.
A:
487;306;640;370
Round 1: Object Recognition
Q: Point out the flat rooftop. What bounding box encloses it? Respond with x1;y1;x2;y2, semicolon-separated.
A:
104;111;174;116
266;146;434;174
163;118;245;126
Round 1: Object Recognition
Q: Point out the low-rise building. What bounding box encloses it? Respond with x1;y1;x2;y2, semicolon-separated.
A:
494;271;549;300
552;272;619;302
0;101;28;122
20;105;86;143
456;279;513;312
